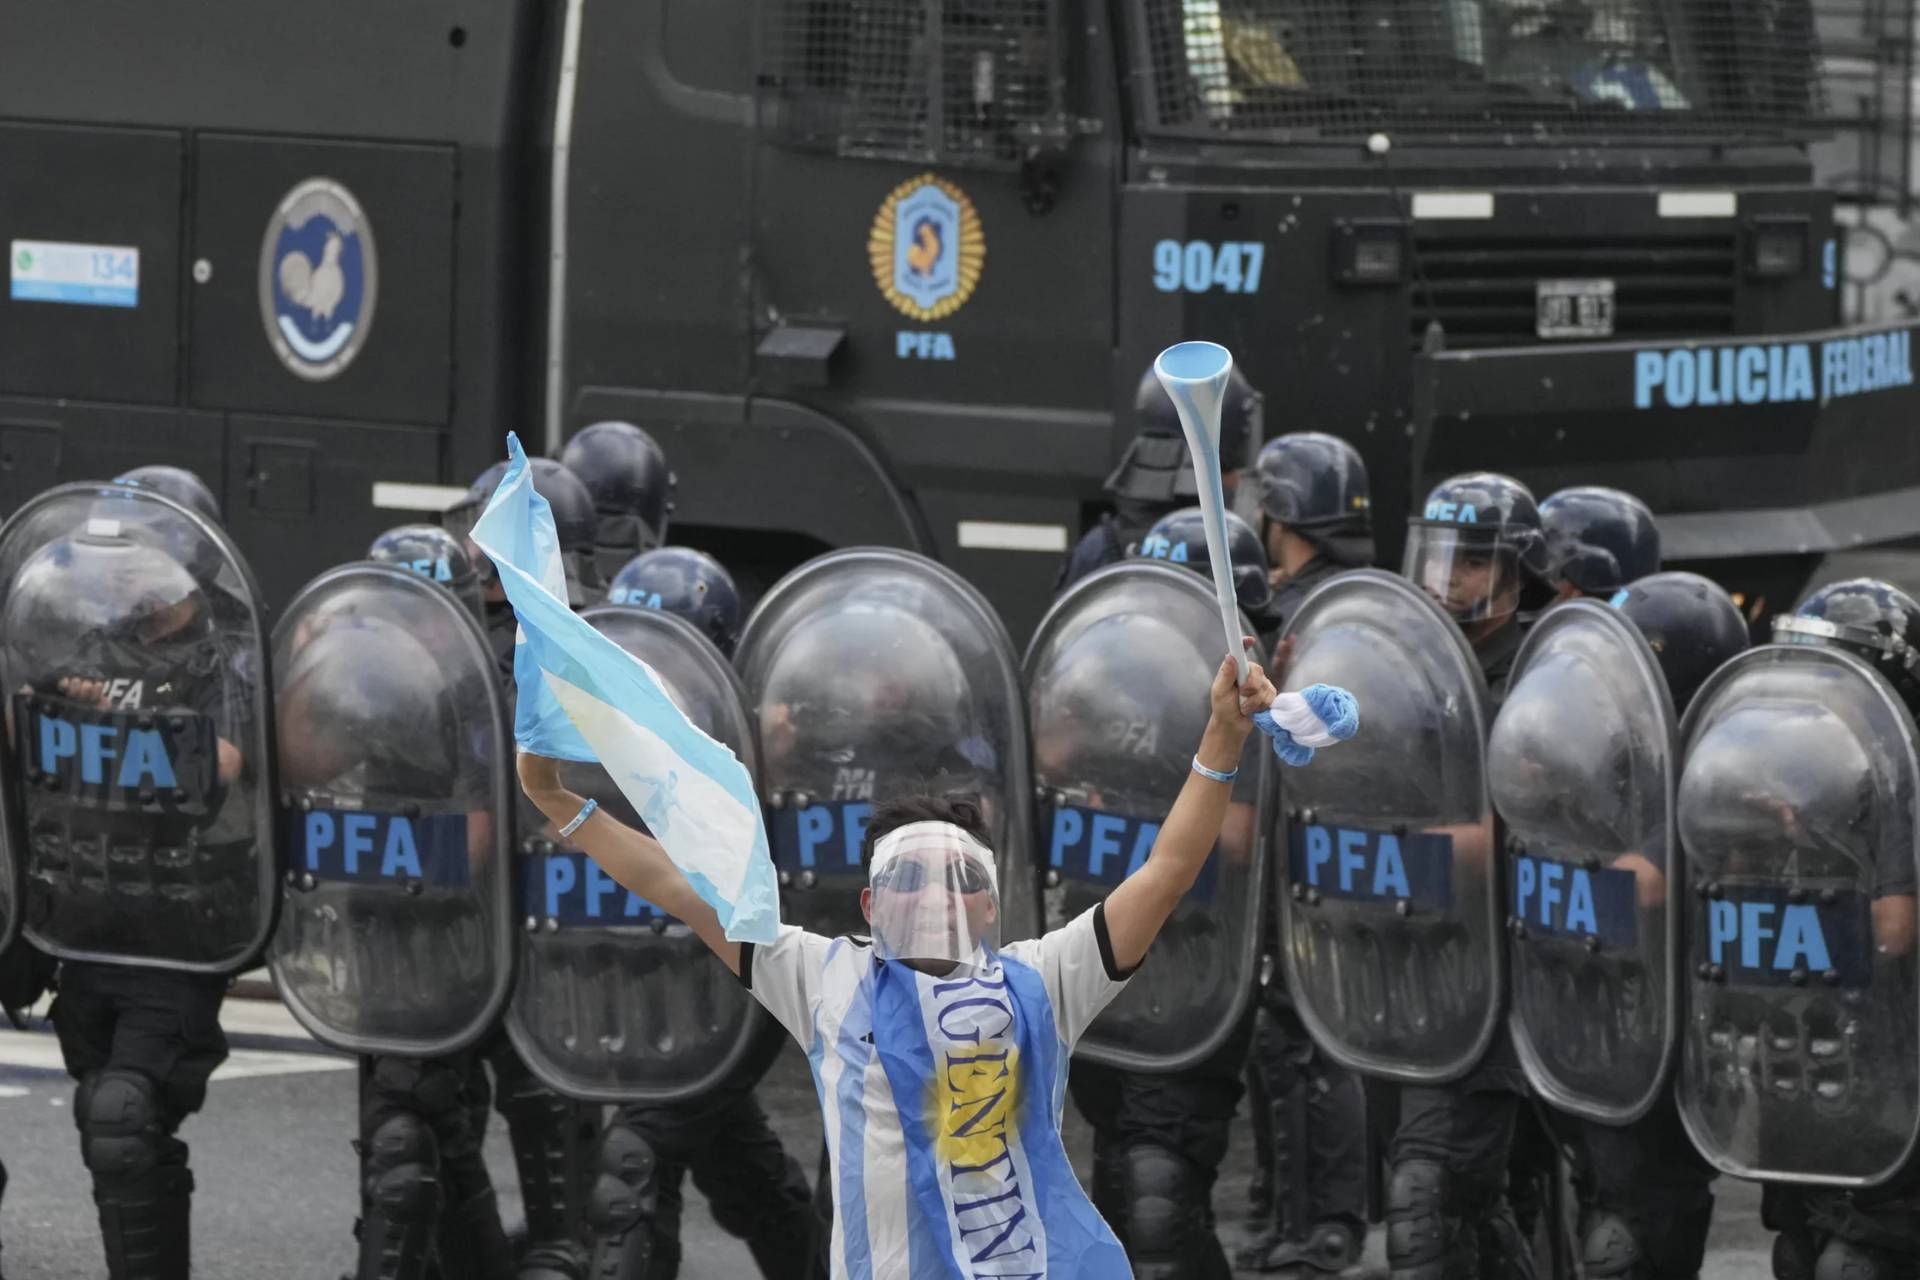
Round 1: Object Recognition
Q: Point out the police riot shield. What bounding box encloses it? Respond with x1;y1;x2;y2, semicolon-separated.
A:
737;548;1039;943
506;604;772;1103
1490;600;1678;1125
1276;569;1500;1083
1676;646;1920;1186
0;484;277;973
269;564;515;1056
1027;562;1270;1072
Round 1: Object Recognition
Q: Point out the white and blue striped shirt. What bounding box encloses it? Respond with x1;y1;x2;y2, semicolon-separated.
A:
740;905;1134;1279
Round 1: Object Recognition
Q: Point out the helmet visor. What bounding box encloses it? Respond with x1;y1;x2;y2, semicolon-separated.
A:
867;820;1000;969
1403;526;1520;624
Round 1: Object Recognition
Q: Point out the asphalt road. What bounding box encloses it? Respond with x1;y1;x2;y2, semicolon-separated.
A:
0;996;1771;1279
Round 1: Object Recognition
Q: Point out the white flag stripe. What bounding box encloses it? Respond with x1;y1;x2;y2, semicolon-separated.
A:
544;670;761;900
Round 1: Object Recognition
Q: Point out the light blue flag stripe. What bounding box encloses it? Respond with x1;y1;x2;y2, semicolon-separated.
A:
470;433;779;943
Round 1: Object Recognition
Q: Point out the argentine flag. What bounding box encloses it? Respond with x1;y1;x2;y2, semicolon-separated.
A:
470;433;779;943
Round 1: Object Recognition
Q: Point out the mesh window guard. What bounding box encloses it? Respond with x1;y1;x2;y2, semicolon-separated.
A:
760;0;1070;168
1127;0;1833;143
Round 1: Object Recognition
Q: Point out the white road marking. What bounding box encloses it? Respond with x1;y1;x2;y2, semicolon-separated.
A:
0;996;347;1092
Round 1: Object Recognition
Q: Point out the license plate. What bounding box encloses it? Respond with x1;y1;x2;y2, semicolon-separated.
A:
1536;278;1615;339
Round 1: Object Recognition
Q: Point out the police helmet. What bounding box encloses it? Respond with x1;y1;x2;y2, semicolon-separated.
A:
1402;472;1550;624
1774;578;1920;715
1133;507;1273;614
450;457;599;604
1541;486;1661;596
1103;363;1261;510
113;465;222;525
560;420;675;554
608;548;742;658
369;525;485;621
1609;572;1749;717
461;458;597;553
1254;433;1373;566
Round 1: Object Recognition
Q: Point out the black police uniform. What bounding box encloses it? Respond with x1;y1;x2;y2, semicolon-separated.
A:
1057;502;1168;597
1239;551;1371;1267
1381;612;1539;1280
1756;814;1920;1279
1061;515;1272;1280
472;601;606;1278
46;640;246;1277
600;1019;816;1278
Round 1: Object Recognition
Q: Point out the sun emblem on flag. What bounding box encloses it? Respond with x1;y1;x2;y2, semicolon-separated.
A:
868;174;986;322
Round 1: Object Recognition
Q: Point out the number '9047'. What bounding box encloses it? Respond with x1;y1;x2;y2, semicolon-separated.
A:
1152;240;1266;295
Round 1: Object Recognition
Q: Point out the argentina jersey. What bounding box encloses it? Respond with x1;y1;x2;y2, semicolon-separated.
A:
741;906;1135;1279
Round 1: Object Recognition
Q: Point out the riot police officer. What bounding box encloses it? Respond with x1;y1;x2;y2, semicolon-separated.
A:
1555;572;1748;1280
1134;507;1274;619
1239;435;1374;1273
559;421;674;587
1056;516;1275;1280
574;554;814;1278
447;455;603;647
1254;432;1375;626
279;529;520;1280
1388;472;1555;1279
369;524;487;624
1058;363;1260;593
1757;579;1920;1280
0;474;273;1280
1539;487;1661;603
447;457;618;1277
606;548;741;655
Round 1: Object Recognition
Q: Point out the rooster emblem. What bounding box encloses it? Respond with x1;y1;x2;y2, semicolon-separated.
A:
259;178;379;381
868;174;986;323
905;217;945;280
277;230;347;327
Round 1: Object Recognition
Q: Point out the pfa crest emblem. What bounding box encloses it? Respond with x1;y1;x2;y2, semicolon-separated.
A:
258;178;378;382
868;174;985;322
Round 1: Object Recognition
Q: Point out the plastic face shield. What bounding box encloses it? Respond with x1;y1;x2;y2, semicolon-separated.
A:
1403;526;1520;623
867;821;1001;969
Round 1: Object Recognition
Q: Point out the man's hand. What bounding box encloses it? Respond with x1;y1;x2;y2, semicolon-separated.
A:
1206;642;1277;735
56;677;111;709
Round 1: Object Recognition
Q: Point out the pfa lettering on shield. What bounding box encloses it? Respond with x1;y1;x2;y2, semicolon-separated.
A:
17;695;217;815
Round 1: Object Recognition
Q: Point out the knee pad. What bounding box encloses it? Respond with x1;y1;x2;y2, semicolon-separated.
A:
75;1068;173;1182
587;1123;656;1237
1387;1158;1457;1280
1582;1213;1644;1280
1813;1239;1901;1280
1119;1143;1198;1262
364;1112;441;1221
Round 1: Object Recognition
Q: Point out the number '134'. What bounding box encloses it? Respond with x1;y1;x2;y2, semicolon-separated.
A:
1152;240;1265;294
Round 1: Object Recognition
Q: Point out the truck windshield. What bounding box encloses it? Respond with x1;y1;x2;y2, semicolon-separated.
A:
1132;0;1822;142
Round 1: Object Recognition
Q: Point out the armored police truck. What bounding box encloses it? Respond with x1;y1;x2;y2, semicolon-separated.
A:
0;0;1910;636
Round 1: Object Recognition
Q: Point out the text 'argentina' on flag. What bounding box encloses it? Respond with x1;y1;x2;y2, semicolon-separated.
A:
469;433;779;943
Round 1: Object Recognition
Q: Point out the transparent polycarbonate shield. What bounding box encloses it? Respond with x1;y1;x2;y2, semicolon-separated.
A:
269;564;515;1056
1276;569;1500;1084
1027;561;1269;1072
0;484;277;973
1491;600;1678;1124
1676;645;1920;1186
737;548;1039;945
507;605;771;1102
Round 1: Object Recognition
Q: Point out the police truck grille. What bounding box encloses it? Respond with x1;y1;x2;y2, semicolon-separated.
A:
759;0;1067;168
1409;231;1738;350
1129;0;1826;141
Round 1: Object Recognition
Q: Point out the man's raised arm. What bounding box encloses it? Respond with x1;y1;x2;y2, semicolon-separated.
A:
1103;647;1275;972
517;753;742;975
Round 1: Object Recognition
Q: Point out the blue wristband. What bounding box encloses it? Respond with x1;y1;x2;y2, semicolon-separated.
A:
1191;755;1238;784
558;798;598;838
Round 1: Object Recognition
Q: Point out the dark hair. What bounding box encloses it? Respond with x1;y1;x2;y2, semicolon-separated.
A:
859;794;990;874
